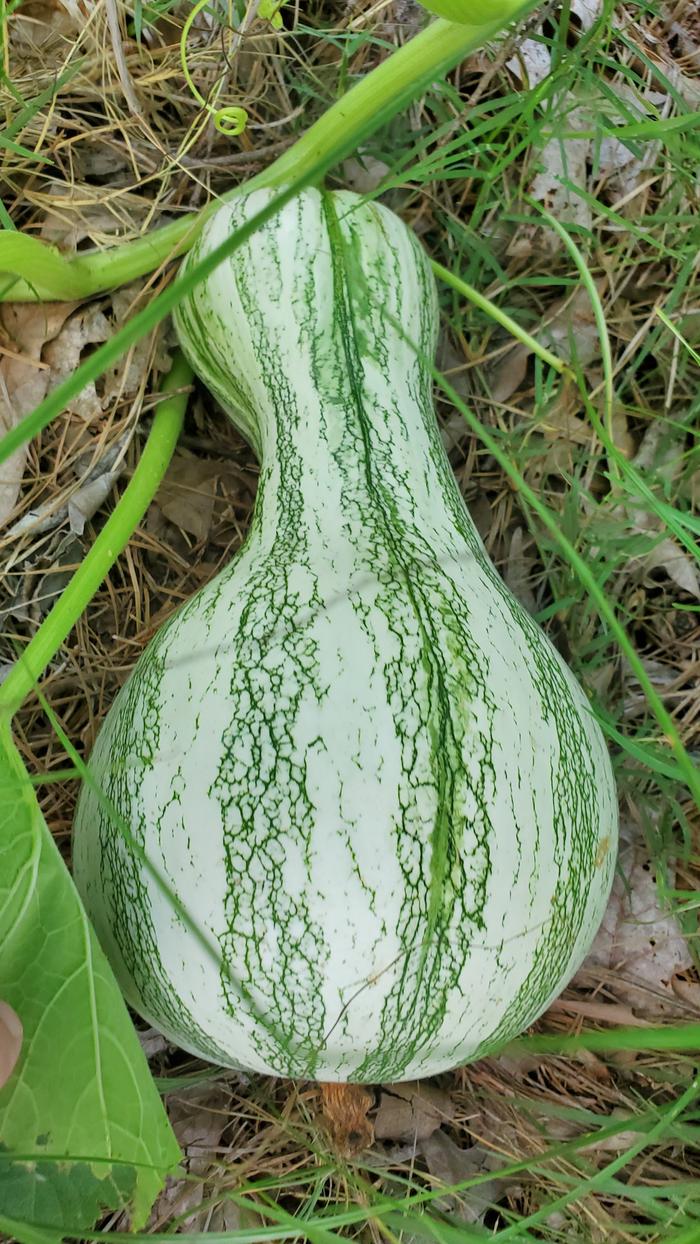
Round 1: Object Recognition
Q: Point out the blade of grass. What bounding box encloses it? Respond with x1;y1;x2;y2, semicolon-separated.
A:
432;260;574;377
508;1023;700;1056
657;307;700;367
476;1079;699;1241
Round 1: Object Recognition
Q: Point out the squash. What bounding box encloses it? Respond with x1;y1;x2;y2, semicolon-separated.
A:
72;188;617;1083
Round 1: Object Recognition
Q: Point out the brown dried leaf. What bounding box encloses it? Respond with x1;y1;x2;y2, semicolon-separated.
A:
343;155;390;194
154;1190;258;1236
570;0;603;30
2;528;86;623
42;306;111;421
11;0;78;48
610;407;635;458
578;822;694;1017
33;534;85;619
671;969;700;1012
421;1130;511;1224
138;1027;169;1059
374;1081;454;1143
167;1085;230;1160
185;1200;244;1234
503;527;537;614
530;105;592;239
538;287;599;369
39;195;126;252
148;1082;233;1226
642;536;700;598
158;456;222;542
438;338;473;449
540;402;590;451
581;1106;640;1153
573;1047;612;1082
487;344;529;405
547;998;651;1027
615;425;700;595
506;38;551;89
0;1000;23;1089
0;303;76;367
596;85;665;202
67;433;130;535
0;303;75;524
104;285;172;402
488;287;600;414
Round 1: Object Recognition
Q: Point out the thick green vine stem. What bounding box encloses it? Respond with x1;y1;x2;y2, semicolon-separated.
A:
0;354;192;719
0;2;536;302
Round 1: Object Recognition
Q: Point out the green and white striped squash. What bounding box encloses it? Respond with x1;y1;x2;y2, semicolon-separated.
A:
72;188;617;1083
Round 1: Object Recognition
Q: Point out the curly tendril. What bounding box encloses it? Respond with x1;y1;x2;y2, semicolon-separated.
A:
180;0;249;137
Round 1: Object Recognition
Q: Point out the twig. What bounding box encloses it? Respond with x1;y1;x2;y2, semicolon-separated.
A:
104;0;141;116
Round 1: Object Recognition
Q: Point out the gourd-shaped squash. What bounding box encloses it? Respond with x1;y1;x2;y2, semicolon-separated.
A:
72;188;617;1083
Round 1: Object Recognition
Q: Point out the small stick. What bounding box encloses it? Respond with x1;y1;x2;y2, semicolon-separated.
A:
105;0;141;116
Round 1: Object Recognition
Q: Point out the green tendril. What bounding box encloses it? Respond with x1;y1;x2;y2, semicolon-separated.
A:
213;105;248;136
180;0;248;137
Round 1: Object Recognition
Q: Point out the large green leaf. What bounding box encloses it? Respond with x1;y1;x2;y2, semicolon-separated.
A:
0;718;181;1239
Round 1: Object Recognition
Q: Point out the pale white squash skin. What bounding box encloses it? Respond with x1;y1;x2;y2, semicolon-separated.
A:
72;189;617;1082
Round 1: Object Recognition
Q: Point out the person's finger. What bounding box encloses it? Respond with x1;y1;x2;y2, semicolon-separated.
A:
0;1001;23;1089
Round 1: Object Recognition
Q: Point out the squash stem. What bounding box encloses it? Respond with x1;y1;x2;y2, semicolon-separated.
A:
319;1083;375;1157
0;353;192;719
1;4;536;302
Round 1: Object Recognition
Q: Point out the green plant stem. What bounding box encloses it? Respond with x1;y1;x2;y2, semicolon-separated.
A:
0;354;192;719
432;259;574;377
0;4;537;302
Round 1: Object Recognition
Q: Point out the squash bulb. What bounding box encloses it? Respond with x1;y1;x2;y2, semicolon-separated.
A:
72;189;617;1083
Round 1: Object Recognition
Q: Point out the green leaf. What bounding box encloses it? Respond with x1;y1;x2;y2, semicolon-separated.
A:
0;1163;133;1242
0;717;181;1235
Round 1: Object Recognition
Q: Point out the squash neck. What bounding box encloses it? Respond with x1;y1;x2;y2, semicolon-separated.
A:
246;188;461;541
251;381;465;551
